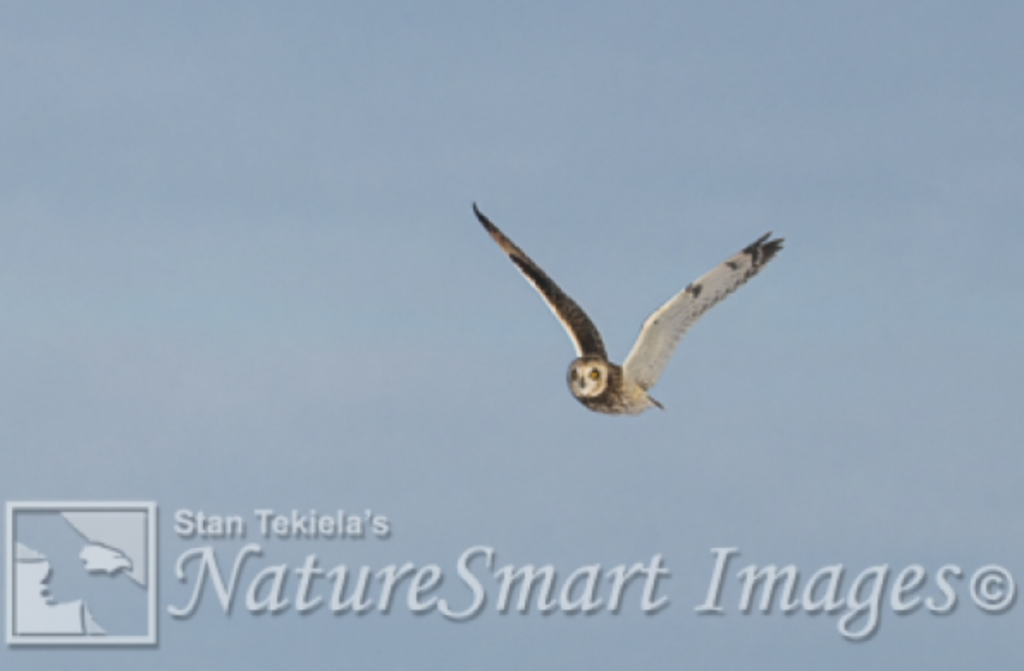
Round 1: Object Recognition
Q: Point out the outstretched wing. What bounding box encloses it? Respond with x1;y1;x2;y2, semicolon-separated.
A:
473;204;607;359
622;232;783;390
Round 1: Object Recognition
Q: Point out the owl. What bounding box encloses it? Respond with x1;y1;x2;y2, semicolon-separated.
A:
474;204;783;415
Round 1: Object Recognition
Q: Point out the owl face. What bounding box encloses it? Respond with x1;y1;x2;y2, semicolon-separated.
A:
567;356;610;400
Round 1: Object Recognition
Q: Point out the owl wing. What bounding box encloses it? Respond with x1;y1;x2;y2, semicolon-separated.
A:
474;204;607;359
622;232;783;390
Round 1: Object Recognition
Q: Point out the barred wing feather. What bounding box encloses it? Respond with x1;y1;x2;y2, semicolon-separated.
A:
622;233;783;391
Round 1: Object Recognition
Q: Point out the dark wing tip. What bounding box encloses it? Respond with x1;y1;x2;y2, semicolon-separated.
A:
472;203;524;259
745;232;784;267
472;202;498;234
762;236;784;263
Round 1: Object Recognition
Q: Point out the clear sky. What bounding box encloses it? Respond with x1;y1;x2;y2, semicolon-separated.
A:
2;1;1024;668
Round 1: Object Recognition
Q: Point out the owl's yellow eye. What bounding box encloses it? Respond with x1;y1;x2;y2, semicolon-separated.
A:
589;369;600;380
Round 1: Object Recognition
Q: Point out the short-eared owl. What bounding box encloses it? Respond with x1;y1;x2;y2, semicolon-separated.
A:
474;204;783;415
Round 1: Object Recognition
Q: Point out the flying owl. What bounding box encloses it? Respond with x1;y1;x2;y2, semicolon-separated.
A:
473;204;783;415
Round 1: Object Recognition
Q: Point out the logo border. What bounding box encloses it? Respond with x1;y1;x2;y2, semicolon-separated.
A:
6;501;158;647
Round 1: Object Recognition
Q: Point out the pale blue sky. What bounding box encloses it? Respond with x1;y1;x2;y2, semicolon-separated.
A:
3;2;1024;668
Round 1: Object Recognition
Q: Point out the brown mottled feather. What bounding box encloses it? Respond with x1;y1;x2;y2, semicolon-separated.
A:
473;204;607;359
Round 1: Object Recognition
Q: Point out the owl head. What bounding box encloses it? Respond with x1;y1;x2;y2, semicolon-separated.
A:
567;356;610;400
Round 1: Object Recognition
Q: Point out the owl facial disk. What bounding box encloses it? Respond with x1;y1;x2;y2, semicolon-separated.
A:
567;358;607;399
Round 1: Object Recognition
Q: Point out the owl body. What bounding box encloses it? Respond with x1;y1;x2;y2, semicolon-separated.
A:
474;204;782;416
567;356;661;415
